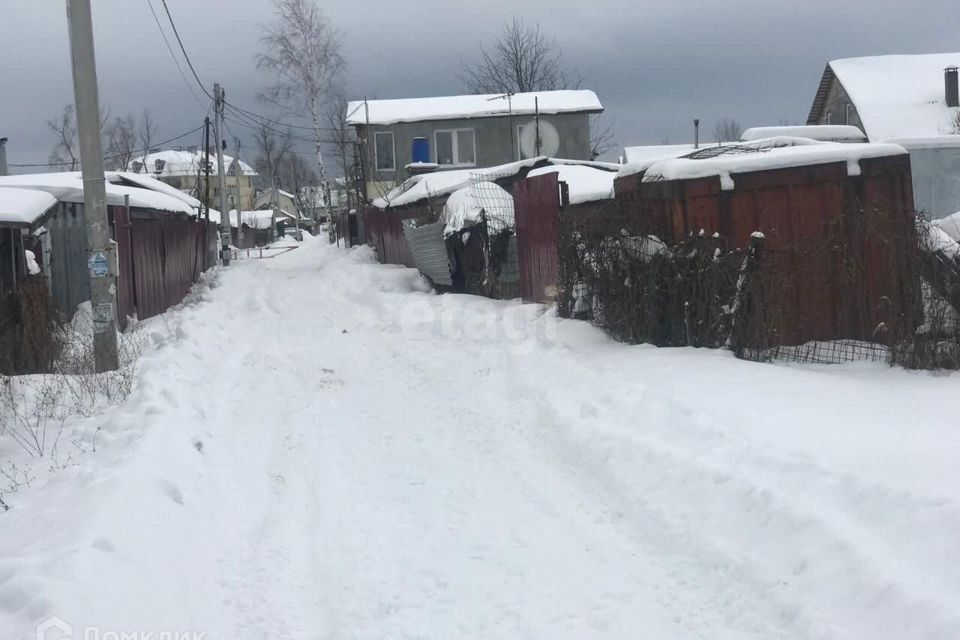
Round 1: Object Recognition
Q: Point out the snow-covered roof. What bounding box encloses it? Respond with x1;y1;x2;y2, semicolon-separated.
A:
373;157;546;209
346;90;603;126
128;149;257;178
0;188;59;227
741;125;867;143
0;172;196;215
824;53;960;140
527;164;616;204
227;209;275;230
108;172;202;209
637;138;908;191
623;144;698;165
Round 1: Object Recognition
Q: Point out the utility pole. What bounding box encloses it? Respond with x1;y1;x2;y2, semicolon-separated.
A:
66;0;118;372
203;117;211;223
213;83;230;266
233;137;244;246
0;137;8;176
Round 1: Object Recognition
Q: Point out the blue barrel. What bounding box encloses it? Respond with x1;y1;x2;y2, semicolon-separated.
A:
412;137;430;164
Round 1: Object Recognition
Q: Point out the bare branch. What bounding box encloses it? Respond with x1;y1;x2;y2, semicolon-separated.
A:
714;117;743;143
458;17;580;94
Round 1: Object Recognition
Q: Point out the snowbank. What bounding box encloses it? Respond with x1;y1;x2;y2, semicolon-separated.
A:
347;90;603;126
2;240;960;639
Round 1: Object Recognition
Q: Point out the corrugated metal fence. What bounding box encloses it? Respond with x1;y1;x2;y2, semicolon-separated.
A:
514;172;561;304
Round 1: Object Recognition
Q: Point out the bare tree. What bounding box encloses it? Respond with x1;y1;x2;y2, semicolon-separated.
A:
714;117;743;142
47;105;79;171
104;114;138;171
257;0;345;213
590;114;616;160
252;121;296;193
458;16;580;94
324;85;353;179
139;109;157;160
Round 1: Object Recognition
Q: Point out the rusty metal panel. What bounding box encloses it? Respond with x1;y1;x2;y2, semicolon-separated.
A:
130;218;166;320
515;172;560;304
364;207;415;267
112;205;135;329
404;222;451;286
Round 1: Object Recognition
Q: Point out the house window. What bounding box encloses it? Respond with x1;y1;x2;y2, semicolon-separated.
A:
374;131;395;172
435;129;476;166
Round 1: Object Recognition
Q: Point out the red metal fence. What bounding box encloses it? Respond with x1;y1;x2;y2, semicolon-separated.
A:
113;207;208;325
514;172;561;304
363;206;416;267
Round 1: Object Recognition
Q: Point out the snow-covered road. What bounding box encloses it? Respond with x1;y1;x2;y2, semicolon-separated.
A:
3;238;960;639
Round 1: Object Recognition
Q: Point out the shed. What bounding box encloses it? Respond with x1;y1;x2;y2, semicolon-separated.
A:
611;138;916;345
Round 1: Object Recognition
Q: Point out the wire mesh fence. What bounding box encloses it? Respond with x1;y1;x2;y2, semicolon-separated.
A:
557;197;960;370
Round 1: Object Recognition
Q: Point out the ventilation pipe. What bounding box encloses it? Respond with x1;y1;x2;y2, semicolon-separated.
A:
694;119;700;149
946;66;959;108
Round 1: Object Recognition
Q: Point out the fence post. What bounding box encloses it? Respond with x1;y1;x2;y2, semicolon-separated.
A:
729;232;765;359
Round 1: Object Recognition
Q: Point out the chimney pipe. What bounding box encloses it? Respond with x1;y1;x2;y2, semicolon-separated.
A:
946;66;959;108
694;119;700;149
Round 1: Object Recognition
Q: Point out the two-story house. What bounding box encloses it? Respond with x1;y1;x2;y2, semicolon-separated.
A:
346;90;603;200
128;149;258;211
806;53;960;218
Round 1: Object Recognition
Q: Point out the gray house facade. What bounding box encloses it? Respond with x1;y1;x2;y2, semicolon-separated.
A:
347;90;603;200
807;53;960;218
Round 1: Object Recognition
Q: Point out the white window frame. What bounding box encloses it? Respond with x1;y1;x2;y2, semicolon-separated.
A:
374;131;396;172
434;128;476;167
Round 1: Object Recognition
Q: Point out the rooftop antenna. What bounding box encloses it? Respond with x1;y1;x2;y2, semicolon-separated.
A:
488;91;516;159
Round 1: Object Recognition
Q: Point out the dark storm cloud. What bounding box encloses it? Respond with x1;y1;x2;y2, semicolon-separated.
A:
3;0;960;165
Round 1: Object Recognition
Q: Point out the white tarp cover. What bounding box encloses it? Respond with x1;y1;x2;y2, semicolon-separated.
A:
0;188;58;227
441;182;515;236
347;90;603;126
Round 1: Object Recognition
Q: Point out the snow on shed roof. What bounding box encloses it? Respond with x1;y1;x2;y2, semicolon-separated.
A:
108;172;202;209
527;164;616;204
346;90;603;126
826;53;960;140
128;149;256;178
373;157;546;209
741;125;867;143
0;172;196;215
0;188;59;227
639;138;908;191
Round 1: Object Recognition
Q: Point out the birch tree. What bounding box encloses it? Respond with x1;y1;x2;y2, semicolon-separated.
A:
257;0;344;218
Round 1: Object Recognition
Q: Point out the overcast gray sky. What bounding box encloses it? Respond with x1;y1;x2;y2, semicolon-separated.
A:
2;0;960;170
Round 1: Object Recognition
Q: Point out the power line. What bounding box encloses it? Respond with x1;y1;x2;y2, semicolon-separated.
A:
9;124;206;169
158;0;214;100
145;0;206;109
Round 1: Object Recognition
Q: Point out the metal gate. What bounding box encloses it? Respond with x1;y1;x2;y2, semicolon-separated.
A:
514;172;561;304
